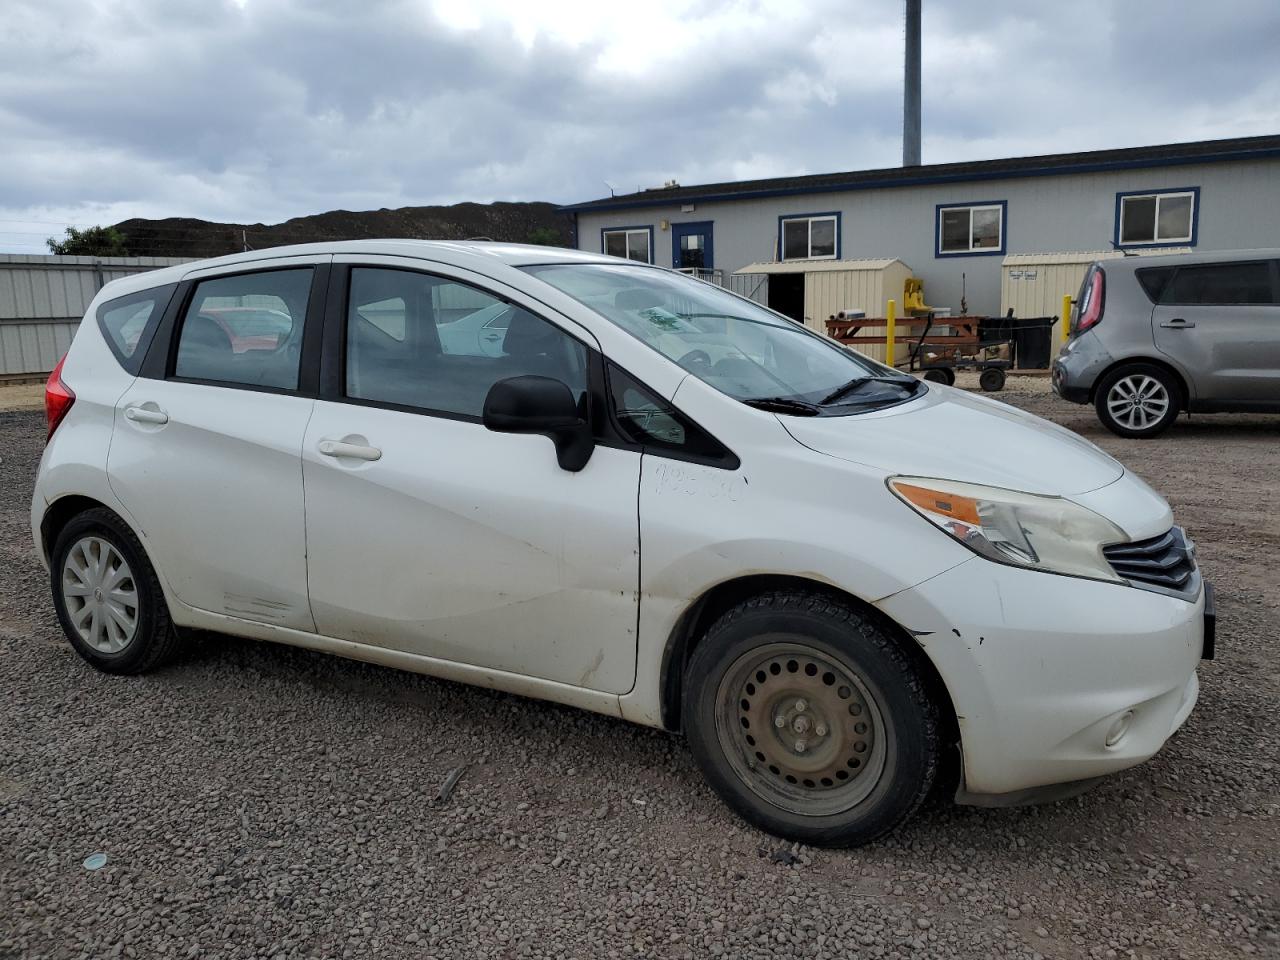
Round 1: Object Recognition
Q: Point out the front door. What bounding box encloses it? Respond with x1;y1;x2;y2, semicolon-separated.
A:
672;221;714;273
301;259;641;694
1151;258;1280;405
107;261;326;631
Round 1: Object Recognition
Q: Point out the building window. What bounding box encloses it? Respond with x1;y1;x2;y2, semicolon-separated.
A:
1116;189;1197;246
602;227;653;263
936;202;1006;256
779;213;839;260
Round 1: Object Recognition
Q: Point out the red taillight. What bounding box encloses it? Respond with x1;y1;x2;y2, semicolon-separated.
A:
45;355;75;441
1076;267;1106;334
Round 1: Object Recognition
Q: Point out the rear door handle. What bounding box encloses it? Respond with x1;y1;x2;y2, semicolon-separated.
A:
318;439;382;461
1159;318;1195;329
124;405;169;424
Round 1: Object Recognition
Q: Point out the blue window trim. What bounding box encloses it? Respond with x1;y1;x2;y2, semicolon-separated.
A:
600;224;655;264
934;200;1007;258
1113;186;1199;249
670;220;715;270
777;211;842;261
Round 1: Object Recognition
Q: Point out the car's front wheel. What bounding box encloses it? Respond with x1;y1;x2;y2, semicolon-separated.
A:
1095;363;1181;438
50;507;181;674
683;591;941;847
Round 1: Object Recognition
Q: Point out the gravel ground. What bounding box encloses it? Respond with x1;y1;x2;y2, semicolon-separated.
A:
1;383;1277;960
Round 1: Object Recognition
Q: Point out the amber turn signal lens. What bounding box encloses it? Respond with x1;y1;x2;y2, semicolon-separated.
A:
892;482;981;526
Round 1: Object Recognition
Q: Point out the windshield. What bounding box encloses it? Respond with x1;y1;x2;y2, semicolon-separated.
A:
524;263;919;412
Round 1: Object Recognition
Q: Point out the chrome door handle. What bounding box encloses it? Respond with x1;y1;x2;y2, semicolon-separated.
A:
1159;318;1195;329
124;405;169;424
318;439;382;461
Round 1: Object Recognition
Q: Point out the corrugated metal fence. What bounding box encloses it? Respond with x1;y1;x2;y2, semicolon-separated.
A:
0;255;191;377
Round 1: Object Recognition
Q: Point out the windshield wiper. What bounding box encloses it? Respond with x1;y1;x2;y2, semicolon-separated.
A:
820;376;920;405
742;396;821;416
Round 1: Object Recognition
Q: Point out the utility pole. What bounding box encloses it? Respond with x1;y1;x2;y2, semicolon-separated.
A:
903;0;922;166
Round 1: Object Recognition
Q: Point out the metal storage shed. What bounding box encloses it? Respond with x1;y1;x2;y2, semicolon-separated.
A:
0;255;191;378
734;258;913;363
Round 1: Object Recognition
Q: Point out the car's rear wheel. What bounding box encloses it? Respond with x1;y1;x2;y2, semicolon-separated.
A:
50;507;180;674
1095;363;1180;438
683;591;940;847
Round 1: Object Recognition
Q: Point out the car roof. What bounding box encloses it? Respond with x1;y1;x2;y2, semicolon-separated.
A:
1106;247;1280;271
93;240;625;301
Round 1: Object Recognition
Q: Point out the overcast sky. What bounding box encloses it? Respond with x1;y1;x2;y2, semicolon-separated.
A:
2;0;1277;252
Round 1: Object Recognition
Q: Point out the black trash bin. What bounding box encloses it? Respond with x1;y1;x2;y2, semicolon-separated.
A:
1012;317;1054;369
978;314;1013;345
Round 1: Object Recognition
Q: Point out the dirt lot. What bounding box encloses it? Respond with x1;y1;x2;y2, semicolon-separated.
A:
1;380;1277;959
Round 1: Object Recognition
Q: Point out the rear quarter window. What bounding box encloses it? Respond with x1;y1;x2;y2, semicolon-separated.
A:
97;284;177;374
1134;267;1174;303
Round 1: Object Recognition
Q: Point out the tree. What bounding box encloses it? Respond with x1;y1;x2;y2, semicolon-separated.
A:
525;226;564;247
46;225;130;257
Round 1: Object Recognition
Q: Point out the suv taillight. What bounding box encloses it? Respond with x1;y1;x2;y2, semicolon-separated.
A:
1076;267;1106;335
45;354;75;441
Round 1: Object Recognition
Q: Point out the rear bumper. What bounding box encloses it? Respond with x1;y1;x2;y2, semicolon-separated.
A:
876;557;1203;798
1051;363;1091;403
1052;332;1113;404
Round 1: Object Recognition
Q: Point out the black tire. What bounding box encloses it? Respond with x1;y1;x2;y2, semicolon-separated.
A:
979;367;1006;392
941;367;956;386
682;591;940;847
49;507;181;674
922;368;949;384
1094;363;1181;439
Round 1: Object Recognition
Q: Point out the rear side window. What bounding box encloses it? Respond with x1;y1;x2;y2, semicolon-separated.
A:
97;285;176;374
1161;261;1276;306
173;269;313;389
1135;267;1174;303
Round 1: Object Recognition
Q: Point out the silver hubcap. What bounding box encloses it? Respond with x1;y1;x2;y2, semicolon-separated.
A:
61;537;139;653
1107;375;1170;431
715;641;889;817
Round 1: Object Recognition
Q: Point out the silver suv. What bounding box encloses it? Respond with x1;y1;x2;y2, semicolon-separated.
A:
1053;249;1280;438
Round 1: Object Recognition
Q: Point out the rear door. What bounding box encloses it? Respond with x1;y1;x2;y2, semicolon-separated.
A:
300;257;641;693
1151;258;1280;405
107;257;329;630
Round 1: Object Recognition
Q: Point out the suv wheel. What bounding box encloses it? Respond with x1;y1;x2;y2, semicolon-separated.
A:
50;507;181;674
1095;363;1180;438
682;591;940;847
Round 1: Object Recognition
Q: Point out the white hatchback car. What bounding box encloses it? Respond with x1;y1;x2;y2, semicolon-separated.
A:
32;241;1213;846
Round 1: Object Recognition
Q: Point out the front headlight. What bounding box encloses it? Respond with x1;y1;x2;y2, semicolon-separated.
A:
889;476;1126;583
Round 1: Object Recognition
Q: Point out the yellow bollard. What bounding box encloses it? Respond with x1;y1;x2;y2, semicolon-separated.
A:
886;299;897;369
1061;293;1072;344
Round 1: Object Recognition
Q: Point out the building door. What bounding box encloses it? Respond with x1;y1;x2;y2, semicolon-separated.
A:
671;221;714;272
768;273;805;323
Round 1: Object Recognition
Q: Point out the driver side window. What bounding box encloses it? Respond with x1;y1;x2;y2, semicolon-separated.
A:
173;268;312;390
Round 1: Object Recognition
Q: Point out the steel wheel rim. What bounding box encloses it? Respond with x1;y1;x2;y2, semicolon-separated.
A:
1107;375;1170;430
61;537;139;654
714;640;889;817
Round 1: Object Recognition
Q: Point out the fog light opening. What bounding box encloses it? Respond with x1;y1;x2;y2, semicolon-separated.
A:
1105;710;1135;748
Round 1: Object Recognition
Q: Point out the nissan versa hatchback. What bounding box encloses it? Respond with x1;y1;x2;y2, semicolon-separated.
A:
1054;249;1280;438
32;242;1213;847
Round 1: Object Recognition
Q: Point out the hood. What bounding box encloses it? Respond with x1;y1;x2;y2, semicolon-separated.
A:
780;384;1124;496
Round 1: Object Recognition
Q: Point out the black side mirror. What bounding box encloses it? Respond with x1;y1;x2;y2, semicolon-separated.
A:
482;375;594;472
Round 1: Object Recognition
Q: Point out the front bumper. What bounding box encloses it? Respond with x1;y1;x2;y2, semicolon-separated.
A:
876;557;1204;798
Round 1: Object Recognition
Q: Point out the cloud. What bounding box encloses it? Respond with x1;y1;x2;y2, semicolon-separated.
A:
1;0;1277;252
